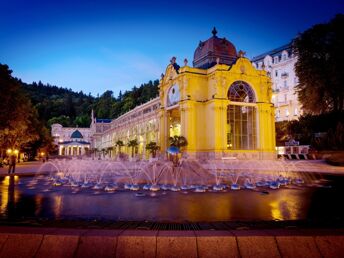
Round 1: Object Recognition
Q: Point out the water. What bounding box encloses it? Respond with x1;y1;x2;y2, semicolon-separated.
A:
0;171;343;222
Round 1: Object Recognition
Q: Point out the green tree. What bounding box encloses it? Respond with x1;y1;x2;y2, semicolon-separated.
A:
145;141;160;158
0;64;43;156
127;139;139;158
74;114;91;127
115;140;124;153
95;90;114;118
169;136;188;150
47;115;71;127
294;14;344;114
107;146;114;157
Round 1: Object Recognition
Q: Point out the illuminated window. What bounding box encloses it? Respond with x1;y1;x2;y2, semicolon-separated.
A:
228;81;256;103
227;81;256;150
294;108;298;116
286;109;289;117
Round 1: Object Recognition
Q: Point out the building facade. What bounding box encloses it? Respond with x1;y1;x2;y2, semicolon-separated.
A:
52;29;277;159
51;124;91;155
251;43;302;122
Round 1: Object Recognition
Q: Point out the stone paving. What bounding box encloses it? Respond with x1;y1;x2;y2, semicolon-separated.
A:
0;227;344;258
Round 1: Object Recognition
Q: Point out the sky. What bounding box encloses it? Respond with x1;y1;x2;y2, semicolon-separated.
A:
0;0;343;97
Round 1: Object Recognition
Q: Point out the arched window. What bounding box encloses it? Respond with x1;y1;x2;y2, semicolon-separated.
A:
227;81;257;150
228;81;256;103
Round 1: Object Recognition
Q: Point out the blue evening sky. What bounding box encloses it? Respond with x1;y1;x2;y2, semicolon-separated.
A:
1;0;343;97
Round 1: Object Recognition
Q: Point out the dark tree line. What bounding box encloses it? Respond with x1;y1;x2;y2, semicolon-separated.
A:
294;14;344;114
276;14;344;150
21;79;159;128
0;62;159;157
0;64;53;158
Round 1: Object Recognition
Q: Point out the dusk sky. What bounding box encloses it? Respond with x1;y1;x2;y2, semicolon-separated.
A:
1;0;343;97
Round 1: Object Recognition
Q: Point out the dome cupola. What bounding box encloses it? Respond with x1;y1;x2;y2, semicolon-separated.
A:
193;27;238;69
71;130;83;139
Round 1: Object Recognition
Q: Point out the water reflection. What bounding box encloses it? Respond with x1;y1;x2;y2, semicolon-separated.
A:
0;175;342;222
0;175;20;217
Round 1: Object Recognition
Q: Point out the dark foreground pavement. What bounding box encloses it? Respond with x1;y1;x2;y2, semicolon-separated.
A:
0;226;343;258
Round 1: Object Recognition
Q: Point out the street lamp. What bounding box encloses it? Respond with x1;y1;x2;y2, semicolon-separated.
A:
7;149;18;155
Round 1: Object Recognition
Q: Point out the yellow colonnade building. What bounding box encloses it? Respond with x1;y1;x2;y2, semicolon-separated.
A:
92;28;276;160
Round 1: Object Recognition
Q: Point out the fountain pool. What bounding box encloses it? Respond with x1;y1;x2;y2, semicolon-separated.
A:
0;158;343;222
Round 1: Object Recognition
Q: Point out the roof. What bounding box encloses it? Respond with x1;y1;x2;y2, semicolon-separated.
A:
96;118;112;123
251;42;293;62
59;140;90;145
71;130;83;139
193;27;237;69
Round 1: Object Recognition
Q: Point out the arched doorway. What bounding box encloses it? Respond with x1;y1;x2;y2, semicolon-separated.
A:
227;81;257;150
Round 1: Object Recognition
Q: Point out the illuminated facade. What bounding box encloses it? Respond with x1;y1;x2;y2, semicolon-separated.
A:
251;42;302;122
51;124;91;155
52;29;276;159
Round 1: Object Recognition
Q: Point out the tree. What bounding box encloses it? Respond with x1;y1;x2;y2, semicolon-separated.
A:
145;141;160;158
74;114;91;127
95;90;114;118
0;64;43;156
115;140;124;153
47;115;71;127
106;146;114;158
127;139;139;158
294;14;344;114
169;136;188;150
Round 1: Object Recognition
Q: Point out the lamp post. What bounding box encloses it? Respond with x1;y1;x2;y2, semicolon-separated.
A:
6;148;19;173
6;148;19;157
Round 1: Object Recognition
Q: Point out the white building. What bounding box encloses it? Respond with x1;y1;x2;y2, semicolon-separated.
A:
51;123;92;155
252;42;302;122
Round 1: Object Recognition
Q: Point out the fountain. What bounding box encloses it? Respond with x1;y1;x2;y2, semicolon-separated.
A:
1;156;338;222
35;157;317;194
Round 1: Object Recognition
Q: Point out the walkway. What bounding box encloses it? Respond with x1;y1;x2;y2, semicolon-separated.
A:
0;161;56;176
0;226;343;258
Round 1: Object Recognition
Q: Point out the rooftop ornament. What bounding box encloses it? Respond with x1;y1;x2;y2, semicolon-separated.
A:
212;27;218;37
238;50;246;58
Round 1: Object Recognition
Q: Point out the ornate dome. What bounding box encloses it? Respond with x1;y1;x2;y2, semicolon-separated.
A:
71;130;83;139
193;27;238;69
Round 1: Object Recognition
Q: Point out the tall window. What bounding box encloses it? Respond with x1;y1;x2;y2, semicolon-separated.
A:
227;81;257;150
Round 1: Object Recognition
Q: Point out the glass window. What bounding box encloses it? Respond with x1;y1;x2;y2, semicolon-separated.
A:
227;81;257;150
227;105;257;150
228;81;256;103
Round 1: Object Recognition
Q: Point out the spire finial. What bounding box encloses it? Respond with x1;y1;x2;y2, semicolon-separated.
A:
212;27;217;37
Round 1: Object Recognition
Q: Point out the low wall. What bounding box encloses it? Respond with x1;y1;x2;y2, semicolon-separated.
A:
0;226;343;258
